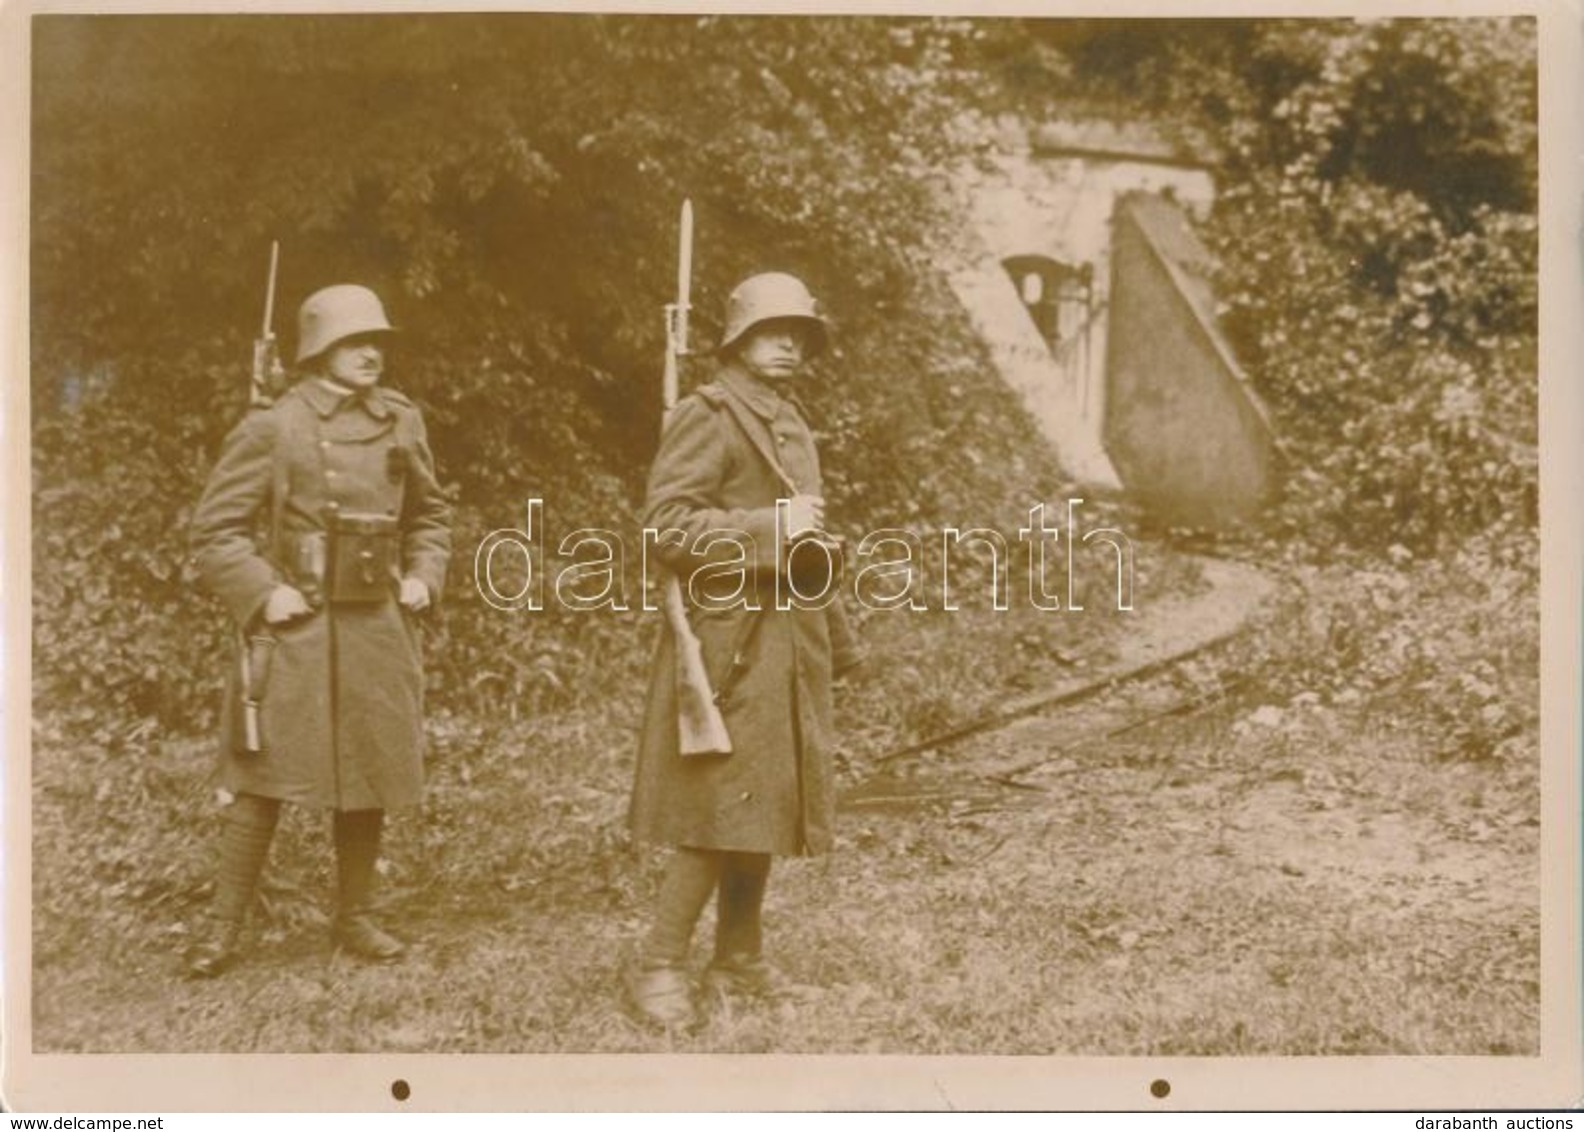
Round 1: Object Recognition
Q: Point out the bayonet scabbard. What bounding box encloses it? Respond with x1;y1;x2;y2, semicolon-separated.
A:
239;631;277;754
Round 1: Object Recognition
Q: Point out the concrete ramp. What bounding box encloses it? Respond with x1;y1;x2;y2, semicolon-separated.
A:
949;258;1122;490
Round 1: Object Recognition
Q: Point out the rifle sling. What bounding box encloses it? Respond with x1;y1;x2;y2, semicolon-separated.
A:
711;386;801;496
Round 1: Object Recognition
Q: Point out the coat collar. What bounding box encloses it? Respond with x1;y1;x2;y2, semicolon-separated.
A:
719;365;796;421
297;378;393;421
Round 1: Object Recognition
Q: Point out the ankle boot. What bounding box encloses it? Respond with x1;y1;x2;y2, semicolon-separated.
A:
185;916;244;979
623;960;698;1030
332;809;406;963
332;911;407;962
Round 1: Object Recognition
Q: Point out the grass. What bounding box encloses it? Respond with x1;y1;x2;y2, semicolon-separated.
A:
29;539;1538;1055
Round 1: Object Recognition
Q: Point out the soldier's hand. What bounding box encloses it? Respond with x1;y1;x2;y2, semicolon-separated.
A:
399;576;431;613
263;584;312;625
785;493;826;537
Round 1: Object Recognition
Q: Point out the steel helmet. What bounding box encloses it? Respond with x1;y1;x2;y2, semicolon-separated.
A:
717;272;828;358
294;284;397;364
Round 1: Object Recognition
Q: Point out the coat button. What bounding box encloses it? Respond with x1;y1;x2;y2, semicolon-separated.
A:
325;469;338;479
326;500;340;511
319;440;330;450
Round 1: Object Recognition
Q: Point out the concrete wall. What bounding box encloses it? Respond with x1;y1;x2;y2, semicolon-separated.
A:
1103;198;1275;526
947;151;1215;490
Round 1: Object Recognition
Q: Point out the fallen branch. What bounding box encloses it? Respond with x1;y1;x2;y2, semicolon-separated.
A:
990;674;1247;784
874;629;1246;766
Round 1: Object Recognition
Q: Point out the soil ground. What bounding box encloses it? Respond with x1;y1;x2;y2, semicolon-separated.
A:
30;556;1538;1056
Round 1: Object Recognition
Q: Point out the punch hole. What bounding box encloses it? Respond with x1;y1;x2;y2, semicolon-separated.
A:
391;1079;411;1102
1150;1079;1170;1099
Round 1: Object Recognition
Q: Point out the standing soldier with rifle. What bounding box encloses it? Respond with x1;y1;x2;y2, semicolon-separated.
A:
184;271;452;978
627;208;864;1028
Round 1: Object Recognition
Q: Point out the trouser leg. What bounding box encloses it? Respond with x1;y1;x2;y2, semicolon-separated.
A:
702;852;785;1000
642;846;724;965
331;808;406;962
333;808;383;914
713;851;772;961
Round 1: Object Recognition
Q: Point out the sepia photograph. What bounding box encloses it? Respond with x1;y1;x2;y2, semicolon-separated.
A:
5;1;1580;1111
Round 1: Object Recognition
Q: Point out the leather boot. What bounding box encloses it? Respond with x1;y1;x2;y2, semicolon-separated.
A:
332;809;406;963
332;912;407;963
701;952;817;1005
184;917;243;979
701;952;774;999
623;960;698;1030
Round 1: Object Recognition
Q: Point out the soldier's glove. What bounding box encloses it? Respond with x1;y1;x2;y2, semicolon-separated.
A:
399;576;431;612
263;584;312;625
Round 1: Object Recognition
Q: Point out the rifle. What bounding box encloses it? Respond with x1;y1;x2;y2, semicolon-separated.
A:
239;240;285;752
660;200;733;757
249;240;285;408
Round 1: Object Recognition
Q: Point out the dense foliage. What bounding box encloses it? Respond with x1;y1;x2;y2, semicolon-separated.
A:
999;20;1541;758
28;21;1541;1063
31;16;1538;740
31;15;1062;736
991;19;1538;555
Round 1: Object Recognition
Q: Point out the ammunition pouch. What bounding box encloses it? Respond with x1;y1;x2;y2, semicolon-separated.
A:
278;512;400;606
326;512;400;603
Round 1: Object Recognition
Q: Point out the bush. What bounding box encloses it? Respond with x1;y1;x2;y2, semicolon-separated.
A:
1223;527;1538;762
31;16;1071;738
30;16;1538;741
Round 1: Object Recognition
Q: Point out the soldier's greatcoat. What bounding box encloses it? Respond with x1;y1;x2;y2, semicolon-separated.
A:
190;380;452;811
631;364;858;857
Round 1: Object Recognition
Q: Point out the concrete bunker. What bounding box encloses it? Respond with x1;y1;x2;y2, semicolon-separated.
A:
950;119;1275;528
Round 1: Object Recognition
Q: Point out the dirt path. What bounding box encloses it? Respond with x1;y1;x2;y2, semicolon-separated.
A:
853;555;1279;770
818;554;1538;1055
844;550;1533;932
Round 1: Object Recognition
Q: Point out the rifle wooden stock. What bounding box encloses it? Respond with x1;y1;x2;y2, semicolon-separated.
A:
663;572;732;756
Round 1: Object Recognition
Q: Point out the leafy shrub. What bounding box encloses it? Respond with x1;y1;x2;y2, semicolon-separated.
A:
32;402;227;739
31;16;1071;738
30;16;1538;743
970;18;1537;557
1224;528;1537;761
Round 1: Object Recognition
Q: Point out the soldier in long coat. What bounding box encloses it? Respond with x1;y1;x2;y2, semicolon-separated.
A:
185;284;452;977
627;272;863;1027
